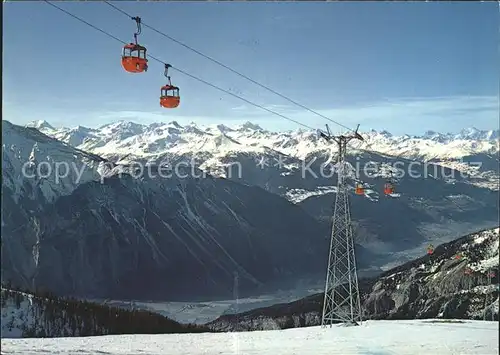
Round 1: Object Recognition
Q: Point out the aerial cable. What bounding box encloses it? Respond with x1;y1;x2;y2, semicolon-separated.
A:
42;1;471;213
104;1;413;163
43;0;316;131
102;0;356;134
46;0;449;200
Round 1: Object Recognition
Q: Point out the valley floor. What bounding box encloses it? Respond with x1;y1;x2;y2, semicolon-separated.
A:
89;284;324;324
1;319;498;355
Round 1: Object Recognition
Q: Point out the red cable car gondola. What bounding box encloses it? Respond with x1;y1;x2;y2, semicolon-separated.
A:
355;183;364;195
383;170;396;195
384;182;394;195
160;64;180;108
121;17;148;73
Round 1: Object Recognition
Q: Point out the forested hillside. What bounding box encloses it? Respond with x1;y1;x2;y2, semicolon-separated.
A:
1;286;210;338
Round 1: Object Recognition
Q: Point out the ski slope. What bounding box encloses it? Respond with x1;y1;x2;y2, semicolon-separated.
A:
1;320;498;355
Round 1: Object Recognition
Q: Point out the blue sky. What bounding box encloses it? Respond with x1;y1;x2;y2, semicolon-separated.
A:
3;1;499;135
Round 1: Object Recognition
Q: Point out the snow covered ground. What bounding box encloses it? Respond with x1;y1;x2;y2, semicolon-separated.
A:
1;319;498;355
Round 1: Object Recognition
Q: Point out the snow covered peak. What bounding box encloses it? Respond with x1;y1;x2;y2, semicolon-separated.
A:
25;120;55;131
379;130;393;138
97;121;147;142
456;127;499;141
423;130;439;137
169;120;183;128
237;121;264;132
459;127;481;139
412;127;500;142
484;130;499;141
421;130;449;143
2;120;105;204
216;124;234;133
99;120;145;131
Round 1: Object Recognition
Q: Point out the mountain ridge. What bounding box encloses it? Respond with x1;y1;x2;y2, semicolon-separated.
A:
2;121;340;301
20;119;499;192
206;226;499;332
24;119;499;142
22;119;499;160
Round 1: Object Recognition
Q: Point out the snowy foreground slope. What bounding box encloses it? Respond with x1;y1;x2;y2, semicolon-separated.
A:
1;320;498;355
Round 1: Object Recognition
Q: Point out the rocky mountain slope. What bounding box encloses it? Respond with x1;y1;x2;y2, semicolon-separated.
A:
2;121;108;289
2;121;340;301
25;172;335;301
206;227;499;331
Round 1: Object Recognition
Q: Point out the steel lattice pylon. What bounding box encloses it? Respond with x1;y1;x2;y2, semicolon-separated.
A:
319;125;364;327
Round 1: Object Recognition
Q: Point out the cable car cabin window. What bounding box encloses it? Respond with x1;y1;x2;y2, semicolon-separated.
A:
162;88;179;97
123;47;146;59
137;48;146;59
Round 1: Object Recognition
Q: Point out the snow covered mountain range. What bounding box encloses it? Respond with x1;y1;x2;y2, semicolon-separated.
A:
26;119;499;193
26;119;499;158
1;119;498;302
27;119;499;170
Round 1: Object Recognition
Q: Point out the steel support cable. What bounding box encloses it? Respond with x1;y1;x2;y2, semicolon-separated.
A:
43;0;316;131
48;0;468;212
102;0;357;134
47;0;457;166
43;1;472;217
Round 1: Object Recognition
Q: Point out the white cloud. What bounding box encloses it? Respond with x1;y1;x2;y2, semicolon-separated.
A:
5;95;498;135
224;95;499;134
